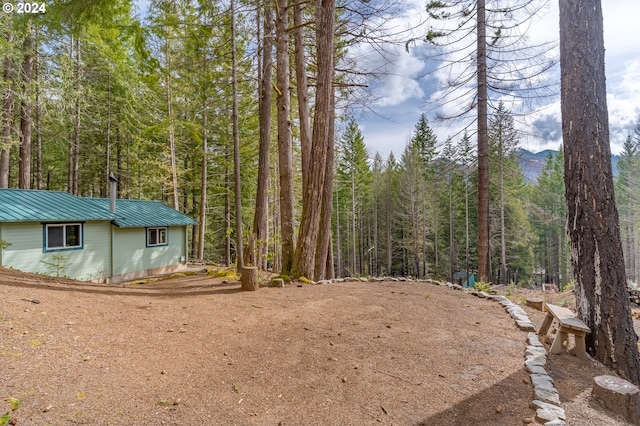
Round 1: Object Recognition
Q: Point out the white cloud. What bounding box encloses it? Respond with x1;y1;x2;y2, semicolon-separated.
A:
368;52;426;107
607;59;640;147
357;0;640;158
522;2;640;154
347;0;429;108
522;101;562;153
603;3;640;61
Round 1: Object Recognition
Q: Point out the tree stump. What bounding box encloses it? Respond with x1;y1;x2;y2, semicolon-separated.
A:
593;375;640;424
241;267;260;291
526;297;544;311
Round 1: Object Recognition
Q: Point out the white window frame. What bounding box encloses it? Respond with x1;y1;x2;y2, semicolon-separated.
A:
146;227;168;247
44;223;83;251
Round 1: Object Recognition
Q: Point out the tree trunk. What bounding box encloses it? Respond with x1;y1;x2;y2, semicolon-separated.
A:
198;113;207;261
252;0;273;270
631;209;637;283
465;168;470;285
19;22;34;189
0;32;14;188
231;0;244;269
105;74;112;197
449;168;454;282
165;34;179;209
70;36;81;196
67;36;74;193
314;95;335;280
434;206;439;277
476;0;490;282
182;157;189;214
560;0;640;383
336;189;342;276
325;234;335;279
271;171;281;272
291;0;335;279
421;183;426;278
351;168;356;274
413;188;420;277
275;0;295;274
241;266;260;291
225;161;231;267
386;172;392;274
373;165;380;276
35;33;41;190
499;132;507;285
293;1;311;192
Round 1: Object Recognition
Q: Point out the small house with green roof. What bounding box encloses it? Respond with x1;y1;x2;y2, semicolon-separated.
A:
0;189;198;283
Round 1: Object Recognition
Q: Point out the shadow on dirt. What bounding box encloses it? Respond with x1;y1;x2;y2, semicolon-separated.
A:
415;367;534;426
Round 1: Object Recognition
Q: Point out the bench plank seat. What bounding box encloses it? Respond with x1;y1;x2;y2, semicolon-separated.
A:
539;303;591;359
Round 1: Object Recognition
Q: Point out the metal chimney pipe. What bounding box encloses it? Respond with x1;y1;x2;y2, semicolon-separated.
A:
108;172;118;213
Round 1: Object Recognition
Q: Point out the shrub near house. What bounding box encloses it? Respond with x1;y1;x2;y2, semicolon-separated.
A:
0;189;197;282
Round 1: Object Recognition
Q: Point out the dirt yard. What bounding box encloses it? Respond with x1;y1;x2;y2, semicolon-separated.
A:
0;268;631;425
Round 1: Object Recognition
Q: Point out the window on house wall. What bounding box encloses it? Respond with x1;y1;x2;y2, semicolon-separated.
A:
147;227;168;247
44;223;83;251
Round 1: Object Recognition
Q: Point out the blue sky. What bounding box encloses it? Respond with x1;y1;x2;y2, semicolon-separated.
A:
355;1;640;159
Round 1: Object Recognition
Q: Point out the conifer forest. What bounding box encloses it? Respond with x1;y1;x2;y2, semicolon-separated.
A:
2;0;639;287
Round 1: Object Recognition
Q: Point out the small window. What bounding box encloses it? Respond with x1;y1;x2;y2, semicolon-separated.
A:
45;223;83;251
147;227;168;247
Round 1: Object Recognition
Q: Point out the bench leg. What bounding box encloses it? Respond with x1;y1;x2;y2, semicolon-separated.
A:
574;330;587;360
539;313;554;336
550;328;568;354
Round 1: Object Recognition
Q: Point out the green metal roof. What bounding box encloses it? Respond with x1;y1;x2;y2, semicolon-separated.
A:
84;198;199;228
0;189;197;227
0;189;112;222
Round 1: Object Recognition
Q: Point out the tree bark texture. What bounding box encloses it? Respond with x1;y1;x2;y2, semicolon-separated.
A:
252;0;273;269
476;0;490;282
231;0;244;269
314;92;335;280
0;32;14;188
275;0;295;274
448;170;454;282
35;36;42;190
104;75;112;197
198;114;208;261
292;0;335;279
225;162;231;266
499;131;507;285
241;266;260;291
165;36;179;209
560;0;640;383
69;36;81;196
19;22;34;189
386;171;393;274
293;2;311;192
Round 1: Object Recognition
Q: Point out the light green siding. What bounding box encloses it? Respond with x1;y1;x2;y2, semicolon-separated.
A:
0;221;112;281
0;190;195;282
112;226;187;276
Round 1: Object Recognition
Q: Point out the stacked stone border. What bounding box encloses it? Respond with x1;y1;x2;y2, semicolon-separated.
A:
288;276;568;425
483;293;567;425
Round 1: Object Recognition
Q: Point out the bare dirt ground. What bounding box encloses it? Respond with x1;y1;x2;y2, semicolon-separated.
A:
0;267;632;425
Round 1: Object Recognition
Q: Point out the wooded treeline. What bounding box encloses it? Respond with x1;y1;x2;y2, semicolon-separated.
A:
616;120;640;288
1;1;638;285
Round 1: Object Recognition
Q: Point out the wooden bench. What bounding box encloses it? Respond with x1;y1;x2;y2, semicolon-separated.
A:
538;303;591;359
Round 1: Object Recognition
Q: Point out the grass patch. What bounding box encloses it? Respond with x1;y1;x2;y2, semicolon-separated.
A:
207;267;239;280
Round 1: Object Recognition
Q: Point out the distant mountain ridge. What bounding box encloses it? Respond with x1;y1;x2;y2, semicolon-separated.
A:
517;149;620;184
